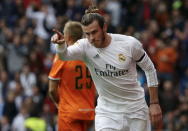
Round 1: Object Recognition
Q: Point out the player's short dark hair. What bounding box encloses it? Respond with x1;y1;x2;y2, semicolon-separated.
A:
81;6;105;28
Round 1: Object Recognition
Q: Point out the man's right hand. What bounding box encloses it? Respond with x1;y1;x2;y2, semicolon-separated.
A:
51;29;65;45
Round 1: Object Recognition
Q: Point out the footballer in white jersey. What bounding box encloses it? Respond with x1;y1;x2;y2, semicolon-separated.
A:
51;7;162;131
58;34;151;113
55;34;159;130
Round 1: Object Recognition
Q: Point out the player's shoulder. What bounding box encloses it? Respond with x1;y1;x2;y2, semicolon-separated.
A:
111;34;141;47
74;38;90;49
76;38;94;51
111;34;137;43
77;38;88;45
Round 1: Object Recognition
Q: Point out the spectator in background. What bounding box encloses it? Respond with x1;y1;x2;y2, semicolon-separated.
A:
38;73;50;98
0;70;9;118
24;103;46;131
106;0;122;27
65;0;81;21
155;2;169;29
179;67;188;96
174;101;188;131
26;2;56;40
31;85;44;108
0;116;11;131
6;33;26;75
0;0;25;27
103;11;116;33
176;20;188;73
27;50;44;74
140;20;159;63
50;0;67;16
0;45;6;71
11;81;25;111
11;105;29;131
2;91;18;124
155;39;178;81
160;80;180;114
0;70;9;99
42;103;55;131
23;0;41;9
20;64;37;97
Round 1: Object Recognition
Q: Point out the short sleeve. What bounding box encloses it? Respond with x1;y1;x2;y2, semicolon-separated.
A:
48;55;65;80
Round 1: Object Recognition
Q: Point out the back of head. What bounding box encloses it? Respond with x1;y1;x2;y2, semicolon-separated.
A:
81;6;105;28
64;21;83;42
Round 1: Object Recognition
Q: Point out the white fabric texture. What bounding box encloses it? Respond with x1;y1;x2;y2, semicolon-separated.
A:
137;53;158;87
95;107;151;131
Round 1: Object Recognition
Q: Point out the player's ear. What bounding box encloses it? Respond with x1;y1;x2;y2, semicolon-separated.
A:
67;35;71;41
67;35;74;46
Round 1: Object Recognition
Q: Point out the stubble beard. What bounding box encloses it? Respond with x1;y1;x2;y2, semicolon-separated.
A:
95;31;106;48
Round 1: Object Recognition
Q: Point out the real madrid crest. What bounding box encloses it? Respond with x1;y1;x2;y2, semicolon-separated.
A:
118;54;126;62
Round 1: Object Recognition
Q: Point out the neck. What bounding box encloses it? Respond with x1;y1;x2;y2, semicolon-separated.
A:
67;40;74;46
102;33;111;48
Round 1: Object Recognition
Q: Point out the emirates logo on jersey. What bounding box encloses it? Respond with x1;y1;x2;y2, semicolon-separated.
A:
118;54;126;62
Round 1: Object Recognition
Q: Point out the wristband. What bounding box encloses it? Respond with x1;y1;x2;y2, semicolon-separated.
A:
150;102;159;105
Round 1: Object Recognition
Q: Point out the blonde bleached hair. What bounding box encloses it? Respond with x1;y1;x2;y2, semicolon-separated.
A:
63;21;83;42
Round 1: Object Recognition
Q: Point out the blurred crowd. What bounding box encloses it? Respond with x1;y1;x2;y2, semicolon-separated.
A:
0;0;188;131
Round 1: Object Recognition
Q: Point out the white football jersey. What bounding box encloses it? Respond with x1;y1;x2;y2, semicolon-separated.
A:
58;34;153;113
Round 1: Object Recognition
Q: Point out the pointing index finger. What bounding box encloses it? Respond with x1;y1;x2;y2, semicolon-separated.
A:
52;28;63;39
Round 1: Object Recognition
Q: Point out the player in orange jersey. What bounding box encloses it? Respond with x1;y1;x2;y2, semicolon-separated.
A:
48;21;96;131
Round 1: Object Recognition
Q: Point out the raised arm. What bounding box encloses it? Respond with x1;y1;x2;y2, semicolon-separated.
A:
51;29;85;61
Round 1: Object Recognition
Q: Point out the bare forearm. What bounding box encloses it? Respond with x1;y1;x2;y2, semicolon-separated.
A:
48;80;59;108
149;87;159;104
49;91;59;108
148;86;163;129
